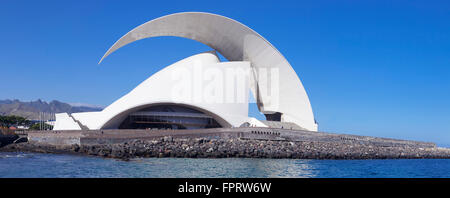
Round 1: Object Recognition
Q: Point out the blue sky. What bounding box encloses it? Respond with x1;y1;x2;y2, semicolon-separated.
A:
0;0;449;146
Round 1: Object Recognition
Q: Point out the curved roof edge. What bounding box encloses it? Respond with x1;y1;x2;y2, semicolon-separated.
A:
99;12;286;64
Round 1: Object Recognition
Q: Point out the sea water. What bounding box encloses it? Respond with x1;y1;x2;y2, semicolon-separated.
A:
1;152;450;178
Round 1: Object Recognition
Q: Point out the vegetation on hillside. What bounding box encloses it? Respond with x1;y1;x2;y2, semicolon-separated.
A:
1;115;53;133
29;123;53;130
0;115;31;128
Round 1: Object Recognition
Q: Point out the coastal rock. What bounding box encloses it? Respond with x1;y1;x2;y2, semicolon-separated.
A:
2;136;450;160
0;134;19;147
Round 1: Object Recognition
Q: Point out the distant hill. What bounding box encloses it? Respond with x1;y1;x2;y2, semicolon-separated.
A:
0;99;103;120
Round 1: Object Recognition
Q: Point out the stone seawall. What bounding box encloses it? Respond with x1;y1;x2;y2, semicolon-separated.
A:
2;128;448;160
2;136;450;160
26;128;436;148
240;128;436;148
27;131;82;145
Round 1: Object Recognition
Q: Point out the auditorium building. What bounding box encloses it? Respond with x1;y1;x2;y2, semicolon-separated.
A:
53;12;318;132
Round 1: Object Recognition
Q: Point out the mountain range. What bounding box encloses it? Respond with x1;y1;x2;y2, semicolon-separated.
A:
0;99;103;120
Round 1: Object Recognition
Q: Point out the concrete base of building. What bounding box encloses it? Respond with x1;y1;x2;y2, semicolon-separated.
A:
26;128;436;148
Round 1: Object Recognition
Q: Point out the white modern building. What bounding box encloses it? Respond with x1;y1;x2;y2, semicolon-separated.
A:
53;12;318;131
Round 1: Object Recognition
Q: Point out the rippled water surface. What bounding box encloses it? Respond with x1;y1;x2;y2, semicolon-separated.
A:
1;152;450;178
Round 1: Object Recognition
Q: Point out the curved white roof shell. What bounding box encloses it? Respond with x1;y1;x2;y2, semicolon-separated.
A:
99;12;317;131
64;52;251;130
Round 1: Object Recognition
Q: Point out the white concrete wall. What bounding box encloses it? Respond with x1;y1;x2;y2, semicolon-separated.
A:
53;113;81;130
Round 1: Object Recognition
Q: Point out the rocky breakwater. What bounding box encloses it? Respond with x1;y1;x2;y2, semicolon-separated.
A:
2;136;450;160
